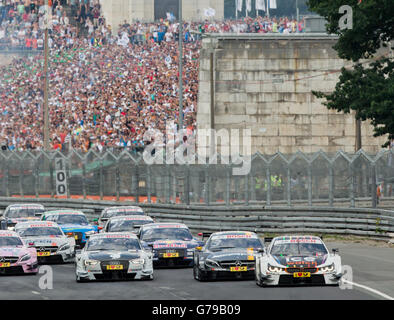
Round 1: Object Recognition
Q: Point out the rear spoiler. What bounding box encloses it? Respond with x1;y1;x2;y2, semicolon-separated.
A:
198;232;212;241
264;237;274;243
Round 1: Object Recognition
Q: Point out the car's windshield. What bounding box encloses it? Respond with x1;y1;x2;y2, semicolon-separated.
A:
107;220;136;232
57;215;89;225
7;208;44;219
270;240;328;256
208;237;262;250
86;237;141;251
102;209;144;219
0;237;23;247
141;228;193;241
17;227;63;237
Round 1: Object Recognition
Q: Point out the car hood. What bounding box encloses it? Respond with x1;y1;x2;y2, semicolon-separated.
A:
206;248;257;262
85;250;141;261
0;246;29;258
147;239;198;249
22;236;68;247
272;255;328;268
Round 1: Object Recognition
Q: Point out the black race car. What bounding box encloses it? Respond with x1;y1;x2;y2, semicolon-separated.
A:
138;223;204;268
193;231;264;281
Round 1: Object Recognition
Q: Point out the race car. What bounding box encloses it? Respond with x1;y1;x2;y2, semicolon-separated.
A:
15;221;76;264
102;215;154;234
255;235;343;286
0;230;38;275
0;204;45;231
41;210;98;248
138;223;204;267
75;232;153;282
193;231;264;281
97;206;145;230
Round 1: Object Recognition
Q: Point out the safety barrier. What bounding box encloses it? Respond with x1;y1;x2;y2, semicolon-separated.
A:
0;197;393;240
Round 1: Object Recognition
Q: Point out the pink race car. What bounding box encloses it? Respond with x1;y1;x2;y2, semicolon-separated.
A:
0;230;38;275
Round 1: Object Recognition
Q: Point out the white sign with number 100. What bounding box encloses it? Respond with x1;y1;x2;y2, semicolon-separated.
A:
55;159;67;196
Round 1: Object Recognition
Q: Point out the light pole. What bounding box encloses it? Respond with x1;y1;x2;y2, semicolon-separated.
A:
178;0;184;131
43;0;50;150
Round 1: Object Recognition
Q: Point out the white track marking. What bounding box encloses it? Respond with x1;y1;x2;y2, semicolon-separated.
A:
342;280;394;300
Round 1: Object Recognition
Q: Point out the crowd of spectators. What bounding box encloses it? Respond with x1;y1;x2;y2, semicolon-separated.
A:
0;0;305;152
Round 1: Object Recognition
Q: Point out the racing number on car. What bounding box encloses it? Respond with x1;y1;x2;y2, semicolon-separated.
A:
55;158;67;196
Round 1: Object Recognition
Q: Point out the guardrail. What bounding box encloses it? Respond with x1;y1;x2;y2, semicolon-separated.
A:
1;197;393;240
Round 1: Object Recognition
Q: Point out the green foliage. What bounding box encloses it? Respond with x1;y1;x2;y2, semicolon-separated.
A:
307;0;394;146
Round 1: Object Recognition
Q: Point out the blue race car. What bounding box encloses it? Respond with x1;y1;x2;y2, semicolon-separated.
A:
137;223;204;268
41;210;98;248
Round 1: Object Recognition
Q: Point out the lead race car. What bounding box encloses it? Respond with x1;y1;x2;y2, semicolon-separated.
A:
75;232;153;282
138;223;204;267
15;221;76;264
0;204;45;231
193;231;264;281
0;230;38;275
255;235;343;286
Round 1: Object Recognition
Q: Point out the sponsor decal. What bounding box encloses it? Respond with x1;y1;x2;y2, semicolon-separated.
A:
10;206;43;210
0;233;16;237
212;234;256;240
112;216;151;221
101;234;132;239
153;242;187;249
274;239;322;245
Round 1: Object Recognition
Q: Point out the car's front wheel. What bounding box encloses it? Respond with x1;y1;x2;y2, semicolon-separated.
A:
255;272;265;287
193;265;208;282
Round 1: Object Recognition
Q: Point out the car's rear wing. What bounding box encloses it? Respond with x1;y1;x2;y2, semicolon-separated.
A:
264;237;274;244
198;232;212;241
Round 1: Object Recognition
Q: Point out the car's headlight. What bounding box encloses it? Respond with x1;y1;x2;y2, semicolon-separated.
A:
267;264;285;273
7;227;15;231
84;259;99;267
19;254;31;262
131;258;144;265
205;259;221;268
58;243;71;251
85;230;96;236
320;264;335;273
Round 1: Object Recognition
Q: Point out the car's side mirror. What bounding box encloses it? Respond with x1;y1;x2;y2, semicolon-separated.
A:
332;248;339;254
258;248;265;254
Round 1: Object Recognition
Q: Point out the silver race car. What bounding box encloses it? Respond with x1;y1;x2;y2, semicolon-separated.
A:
97;206;146;230
15;221;76;264
75;232;154;282
102;216;154;234
255;235;343;286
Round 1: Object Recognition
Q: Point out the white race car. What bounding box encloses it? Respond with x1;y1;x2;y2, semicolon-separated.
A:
255;235;342;286
15;221;76;264
75;232;154;282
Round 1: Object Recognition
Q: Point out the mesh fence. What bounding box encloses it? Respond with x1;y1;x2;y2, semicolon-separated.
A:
0;149;393;208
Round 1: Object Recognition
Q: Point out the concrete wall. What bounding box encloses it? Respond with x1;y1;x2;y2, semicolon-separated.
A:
100;0;224;33
196;34;388;155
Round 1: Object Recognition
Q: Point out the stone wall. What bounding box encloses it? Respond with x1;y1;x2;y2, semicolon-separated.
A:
99;0;224;33
196;34;389;155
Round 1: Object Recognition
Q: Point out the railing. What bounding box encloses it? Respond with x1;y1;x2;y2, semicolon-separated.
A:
0;197;393;240
0;149;393;208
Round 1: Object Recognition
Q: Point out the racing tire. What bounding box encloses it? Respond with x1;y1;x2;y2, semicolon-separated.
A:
255;273;265;287
76;275;89;283
193;265;208;282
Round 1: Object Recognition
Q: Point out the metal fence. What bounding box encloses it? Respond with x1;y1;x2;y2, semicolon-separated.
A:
0;149;393;208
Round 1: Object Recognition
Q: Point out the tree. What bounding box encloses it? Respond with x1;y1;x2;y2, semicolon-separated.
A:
307;0;394;146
